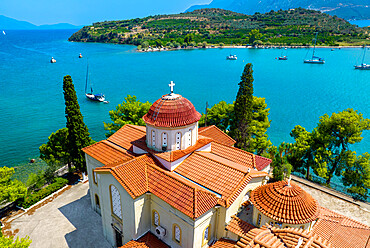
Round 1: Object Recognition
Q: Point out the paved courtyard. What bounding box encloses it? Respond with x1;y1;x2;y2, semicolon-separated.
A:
7;182;111;248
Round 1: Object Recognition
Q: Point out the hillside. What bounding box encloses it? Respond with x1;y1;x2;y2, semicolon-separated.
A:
69;8;370;47
186;0;370;20
0;15;82;30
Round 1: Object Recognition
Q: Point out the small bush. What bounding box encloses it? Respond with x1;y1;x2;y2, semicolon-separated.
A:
21;178;68;209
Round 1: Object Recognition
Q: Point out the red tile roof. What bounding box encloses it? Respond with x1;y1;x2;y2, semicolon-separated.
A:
236;225;332;248
209;238;237;248
108;124;146;150
199;125;236;146
82;140;133;167
143;94;201;127
226;216;256;238
132;135;213;162
312;206;370;248
250;181;319;224
120;232;169;248
255;155;272;171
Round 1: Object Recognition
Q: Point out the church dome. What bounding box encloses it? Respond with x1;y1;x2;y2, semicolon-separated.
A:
143;93;201;128
250;180;319;224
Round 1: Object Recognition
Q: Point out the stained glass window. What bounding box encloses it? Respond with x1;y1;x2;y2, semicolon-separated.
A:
151;130;155;147
153;211;159;226
204;226;209;242
176;132;181;149
174;225;181;243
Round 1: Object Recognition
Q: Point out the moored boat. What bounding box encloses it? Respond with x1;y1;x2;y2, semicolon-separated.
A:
85;62;106;102
50;57;56;63
79;53;83;58
354;46;369;70
304;33;324;64
226;54;237;60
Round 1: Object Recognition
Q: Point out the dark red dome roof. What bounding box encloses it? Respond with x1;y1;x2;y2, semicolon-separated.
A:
143;94;201;127
250;180;319;224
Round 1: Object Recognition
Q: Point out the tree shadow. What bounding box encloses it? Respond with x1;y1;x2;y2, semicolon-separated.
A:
58;190;111;248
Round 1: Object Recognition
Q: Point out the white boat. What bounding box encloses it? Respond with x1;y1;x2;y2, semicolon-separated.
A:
354;46;370;70
50;57;56;63
304;33;324;64
79;53;83;58
85;62;105;102
226;54;237;60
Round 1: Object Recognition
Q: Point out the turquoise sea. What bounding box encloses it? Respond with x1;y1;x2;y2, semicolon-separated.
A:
0;30;369;169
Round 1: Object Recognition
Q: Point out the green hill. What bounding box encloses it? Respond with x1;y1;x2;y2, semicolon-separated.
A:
69;8;370;47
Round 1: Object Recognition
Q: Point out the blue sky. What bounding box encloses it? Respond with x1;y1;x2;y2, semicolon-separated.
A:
1;0;211;26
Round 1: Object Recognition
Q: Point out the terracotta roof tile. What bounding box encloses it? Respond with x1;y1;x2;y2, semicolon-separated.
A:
226;216;256;238
82;140;133;166
250;181;319;224
199;125;236;146
120;232;169;248
235;225;332;248
132;136;213;162
143;94;201;127
209;238;237;248
254;155;272;171
311;206;370;248
108;124;146;150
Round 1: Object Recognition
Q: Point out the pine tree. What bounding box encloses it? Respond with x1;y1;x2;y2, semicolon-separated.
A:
63;75;92;172
230;63;254;150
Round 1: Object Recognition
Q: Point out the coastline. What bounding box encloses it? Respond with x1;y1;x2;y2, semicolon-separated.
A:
137;44;365;52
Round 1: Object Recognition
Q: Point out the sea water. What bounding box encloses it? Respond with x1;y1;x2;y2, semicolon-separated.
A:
0;30;369;169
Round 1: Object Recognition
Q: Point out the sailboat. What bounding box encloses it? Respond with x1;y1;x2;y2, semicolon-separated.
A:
278;48;288;60
354;46;370;70
85;62;105;102
50;57;56;63
304;33;325;64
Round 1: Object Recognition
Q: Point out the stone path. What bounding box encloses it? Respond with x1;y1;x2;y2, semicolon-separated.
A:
4;182;111;248
292;175;370;226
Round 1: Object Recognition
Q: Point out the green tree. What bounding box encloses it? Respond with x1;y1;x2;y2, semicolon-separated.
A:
63;75;93;172
199;96;271;155
314;109;370;184
39;128;70;166
0;167;27;203
269;142;293;181
0;235;31;248
26;171;46;191
248;29;262;44
104;95;151;137
199;101;233;132
342;152;370;200
184;34;193;44
229;63;254;151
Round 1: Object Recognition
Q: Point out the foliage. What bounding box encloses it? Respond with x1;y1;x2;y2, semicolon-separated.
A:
229;63;254;151
21;178;68;209
199;96;271;155
290;109;370;195
104;95;151;137
26;171;46;192
63;75;93;172
199;101;233;132
269;143;293;181
39;128;70;167
69;8;370;47
0;235;31;248
342;152;370;201
0;167;27;203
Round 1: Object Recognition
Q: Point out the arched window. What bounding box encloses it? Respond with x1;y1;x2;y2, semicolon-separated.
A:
110;185;122;220
173;224;182;244
176;132;182;149
162;132;167;149
257;213;262;227
188;129;192;146
151;130;156;147
95;194;100;209
300;225;305;229
203;225;211;245
152;210;160;227
269;221;274;226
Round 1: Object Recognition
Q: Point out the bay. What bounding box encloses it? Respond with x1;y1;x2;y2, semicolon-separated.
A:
0;30;369;169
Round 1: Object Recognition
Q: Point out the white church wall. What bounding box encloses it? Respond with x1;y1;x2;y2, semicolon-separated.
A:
98;173;137;246
85;154;104;212
193;208;218;248
146;123;198;152
133;194;151;238
150;194;196;248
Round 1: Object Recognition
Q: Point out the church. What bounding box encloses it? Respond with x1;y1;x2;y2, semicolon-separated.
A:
82;82;370;248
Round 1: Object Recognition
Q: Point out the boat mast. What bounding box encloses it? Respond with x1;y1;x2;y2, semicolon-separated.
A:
361;45;366;65
85;61;89;93
312;32;318;59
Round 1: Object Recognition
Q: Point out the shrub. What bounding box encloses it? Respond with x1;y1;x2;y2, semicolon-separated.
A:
21;178;68;209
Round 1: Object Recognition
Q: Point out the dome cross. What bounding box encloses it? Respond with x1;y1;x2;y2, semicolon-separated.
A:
169;81;175;94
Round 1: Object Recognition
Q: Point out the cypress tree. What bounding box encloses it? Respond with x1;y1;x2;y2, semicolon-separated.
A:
63;75;92;172
230;63;254;150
